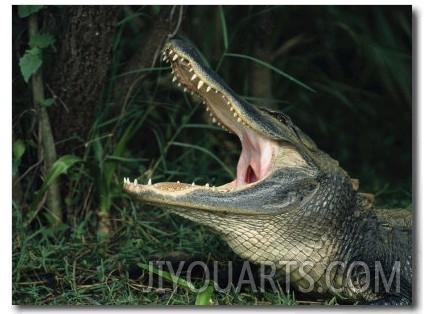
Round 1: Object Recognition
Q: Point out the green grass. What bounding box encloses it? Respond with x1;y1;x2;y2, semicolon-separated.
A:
12;5;411;305
13;203;301;305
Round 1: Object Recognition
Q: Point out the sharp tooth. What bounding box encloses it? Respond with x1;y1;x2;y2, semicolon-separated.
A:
212;117;217;123
214;90;218;93
172;54;178;61
209;112;213;117
162;55;167;61
230;107;234;112
177;181;180;183
222;95;226;99
206;86;212;92
191;74;197;81
192;182;195;186
233;112;238;117
180;57;185;62
183;87;188;93
205;183;209;187
178;83;181;87
206;107;210;111
197;80;204;90
134;179;138;186
237;117;242;123
191;91;194;96
148;178;152;185
169;50;173;55
217;122;222;126
172;76;178;82
123;177;126;184
171;69;174;74
162;51;166;55
227;101;231;105
189;68;194;72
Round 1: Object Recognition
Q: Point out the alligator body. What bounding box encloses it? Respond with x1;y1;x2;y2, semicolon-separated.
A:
123;39;412;305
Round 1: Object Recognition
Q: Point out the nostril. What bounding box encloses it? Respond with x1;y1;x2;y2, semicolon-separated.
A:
245;165;258;183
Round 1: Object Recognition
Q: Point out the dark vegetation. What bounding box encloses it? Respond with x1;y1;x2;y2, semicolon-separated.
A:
12;5;411;305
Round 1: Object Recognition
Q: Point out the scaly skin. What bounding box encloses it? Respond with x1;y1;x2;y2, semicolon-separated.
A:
123;39;412;305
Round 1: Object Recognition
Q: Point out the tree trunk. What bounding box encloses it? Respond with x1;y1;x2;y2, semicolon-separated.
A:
49;6;119;156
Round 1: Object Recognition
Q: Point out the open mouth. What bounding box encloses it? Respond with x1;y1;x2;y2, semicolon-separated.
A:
124;40;280;193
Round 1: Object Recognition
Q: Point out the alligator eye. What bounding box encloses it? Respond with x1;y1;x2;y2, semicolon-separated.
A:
279;114;290;125
276;113;292;126
260;108;292;126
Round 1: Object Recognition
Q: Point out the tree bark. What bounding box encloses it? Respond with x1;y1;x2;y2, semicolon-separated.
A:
49;6;119;156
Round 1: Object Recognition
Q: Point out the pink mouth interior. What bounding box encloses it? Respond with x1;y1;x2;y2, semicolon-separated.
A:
223;128;274;189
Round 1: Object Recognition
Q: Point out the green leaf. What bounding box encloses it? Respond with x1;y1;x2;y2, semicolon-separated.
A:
19;48;42;83
12;139;25;176
29;33;55;49
39;98;55;107
218;6;229;51
43;155;81;188
27;155;81;219
13;139;25;162
195;285;214;305
18;5;44;18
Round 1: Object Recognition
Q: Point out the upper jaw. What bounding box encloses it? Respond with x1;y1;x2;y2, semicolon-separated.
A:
163;39;287;189
163;40;299;141
163;39;258;139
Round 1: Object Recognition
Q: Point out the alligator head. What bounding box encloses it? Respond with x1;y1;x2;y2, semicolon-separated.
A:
123;39;381;301
124;39;355;215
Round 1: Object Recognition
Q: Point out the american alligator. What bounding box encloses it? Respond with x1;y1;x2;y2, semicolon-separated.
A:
123;39;412;305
